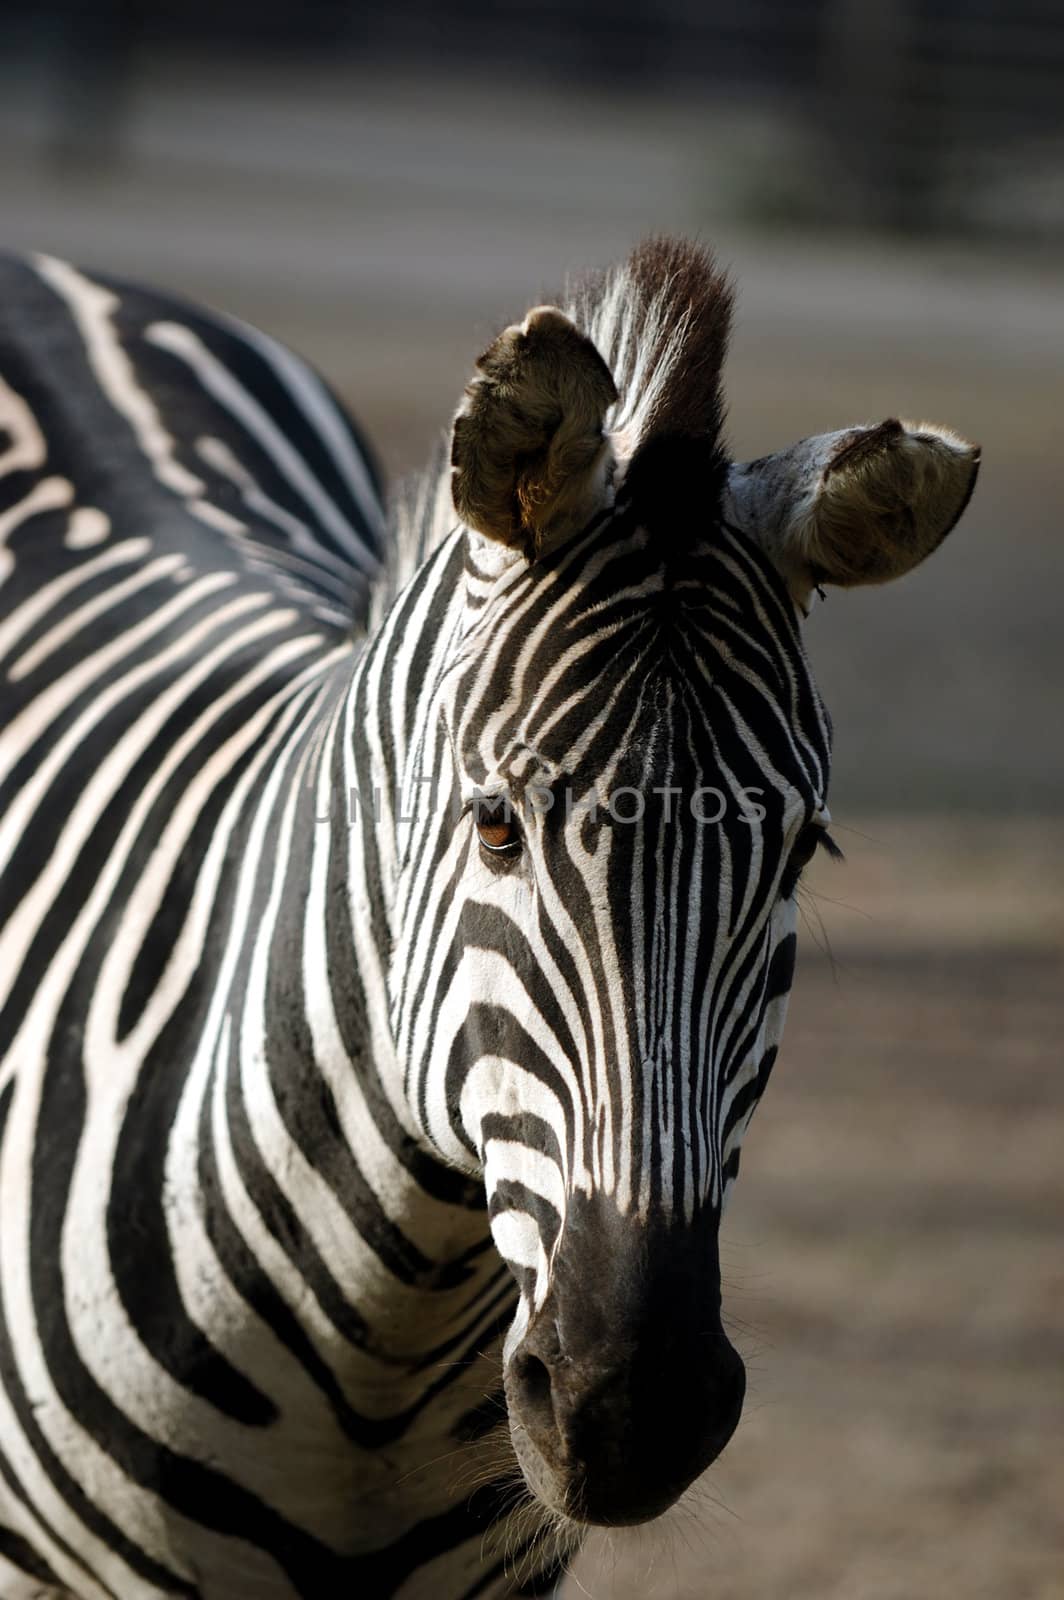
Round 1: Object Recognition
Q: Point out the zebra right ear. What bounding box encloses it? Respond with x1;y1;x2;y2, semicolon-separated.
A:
451;307;618;561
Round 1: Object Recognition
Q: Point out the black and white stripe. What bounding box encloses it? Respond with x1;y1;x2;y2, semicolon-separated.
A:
0;241;868;1597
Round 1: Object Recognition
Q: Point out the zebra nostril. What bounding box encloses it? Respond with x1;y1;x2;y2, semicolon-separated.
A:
511;1351;556;1444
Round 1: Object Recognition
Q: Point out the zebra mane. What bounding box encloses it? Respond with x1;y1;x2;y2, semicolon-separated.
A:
565;235;733;465
375;237;732;623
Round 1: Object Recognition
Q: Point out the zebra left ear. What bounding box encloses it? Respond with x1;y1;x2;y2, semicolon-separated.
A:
451;307;618;560
726;419;980;605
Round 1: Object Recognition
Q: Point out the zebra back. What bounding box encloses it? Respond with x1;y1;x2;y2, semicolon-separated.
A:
0;254;384;641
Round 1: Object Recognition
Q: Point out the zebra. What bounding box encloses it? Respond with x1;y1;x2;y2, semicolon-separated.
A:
0;237;979;1600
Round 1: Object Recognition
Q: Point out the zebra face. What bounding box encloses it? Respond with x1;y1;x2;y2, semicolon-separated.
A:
432;276;979;1527
434;501;828;1525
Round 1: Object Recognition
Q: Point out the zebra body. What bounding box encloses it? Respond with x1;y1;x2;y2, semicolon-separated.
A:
0;242;979;1598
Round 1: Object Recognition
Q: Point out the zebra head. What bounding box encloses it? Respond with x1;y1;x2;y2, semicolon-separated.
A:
417;243;979;1528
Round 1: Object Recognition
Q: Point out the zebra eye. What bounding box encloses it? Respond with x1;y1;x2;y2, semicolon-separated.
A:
474;798;521;855
780;822;843;899
791;824;821;873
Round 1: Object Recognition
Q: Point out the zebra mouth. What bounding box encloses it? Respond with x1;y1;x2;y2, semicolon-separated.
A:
506;1345;746;1526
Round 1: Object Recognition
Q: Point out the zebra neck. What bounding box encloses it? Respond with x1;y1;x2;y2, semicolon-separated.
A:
209;610;501;1391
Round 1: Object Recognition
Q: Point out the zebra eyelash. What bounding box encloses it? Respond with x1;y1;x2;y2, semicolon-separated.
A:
781;824;844;900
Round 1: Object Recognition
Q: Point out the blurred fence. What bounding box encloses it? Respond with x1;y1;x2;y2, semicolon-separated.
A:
2;0;1063;236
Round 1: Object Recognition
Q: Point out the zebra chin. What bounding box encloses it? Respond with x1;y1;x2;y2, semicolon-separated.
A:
500;1194;746;1527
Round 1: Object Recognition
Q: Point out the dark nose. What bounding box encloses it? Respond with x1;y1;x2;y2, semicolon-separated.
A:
509;1324;744;1524
509;1311;744;1524
505;1205;746;1524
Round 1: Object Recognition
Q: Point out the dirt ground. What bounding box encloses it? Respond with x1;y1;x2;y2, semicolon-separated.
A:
570;818;1064;1600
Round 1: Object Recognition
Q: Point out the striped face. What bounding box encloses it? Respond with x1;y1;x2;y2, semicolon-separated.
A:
415;494;833;1525
413;241;977;1533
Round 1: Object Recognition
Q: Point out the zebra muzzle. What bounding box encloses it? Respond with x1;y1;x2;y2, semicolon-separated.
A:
503;1198;746;1525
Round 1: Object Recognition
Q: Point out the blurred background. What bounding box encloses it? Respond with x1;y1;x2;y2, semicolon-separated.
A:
1;3;1060;1595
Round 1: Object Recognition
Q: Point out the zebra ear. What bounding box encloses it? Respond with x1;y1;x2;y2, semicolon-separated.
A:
451;307;618;560
726;420;980;603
